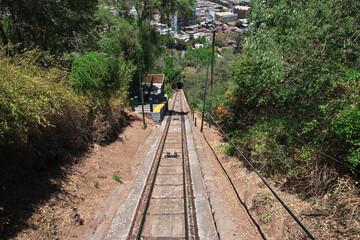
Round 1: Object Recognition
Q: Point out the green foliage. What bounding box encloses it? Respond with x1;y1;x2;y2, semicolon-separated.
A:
163;56;184;84
0;0;98;51
222;143;235;156
256;191;273;203
0;49;85;145
260;212;272;223
96;11;140;62
196;36;207;45
183;68;205;111
214;39;223;48
70;52;111;92
115;57;137;100
164;83;174;99
184;48;234;113
92;176;99;188
185;47;213;67
112;172;122;182
223;0;360;169
235;20;243;28
298;68;360;167
196;18;201;25
241;120;293;175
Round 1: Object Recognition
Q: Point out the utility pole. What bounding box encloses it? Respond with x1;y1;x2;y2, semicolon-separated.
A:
138;56;147;129
209;29;216;128
201;59;210;132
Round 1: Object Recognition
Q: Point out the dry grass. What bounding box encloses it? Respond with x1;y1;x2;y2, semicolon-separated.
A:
0;48;130;238
307;177;360;239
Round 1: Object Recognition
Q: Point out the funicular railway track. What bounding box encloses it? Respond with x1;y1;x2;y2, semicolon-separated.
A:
128;90;199;240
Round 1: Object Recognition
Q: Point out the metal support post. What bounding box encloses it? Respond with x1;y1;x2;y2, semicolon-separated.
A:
131;97;135;111
201;59;210;132
138;57;146;129
149;97;153;112
209;29;216;128
134;96;138;107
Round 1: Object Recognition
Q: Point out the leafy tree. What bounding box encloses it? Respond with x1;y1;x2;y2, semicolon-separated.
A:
223;0;360;167
189;33;194;41
70;52;110;93
185;46;213;67
196;36;207;44
235;20;243;28
215;39;223;48
0;0;98;51
134;0;195;27
163;56;183;84
132;0;195;72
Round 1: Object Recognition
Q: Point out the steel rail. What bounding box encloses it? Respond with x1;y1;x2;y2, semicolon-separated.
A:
181;90;199;239
135;91;178;240
180;91;189;240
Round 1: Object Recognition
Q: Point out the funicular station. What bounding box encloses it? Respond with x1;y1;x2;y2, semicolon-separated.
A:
131;74;168;123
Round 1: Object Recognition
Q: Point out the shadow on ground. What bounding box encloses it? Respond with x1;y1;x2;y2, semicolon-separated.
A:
0;112;139;238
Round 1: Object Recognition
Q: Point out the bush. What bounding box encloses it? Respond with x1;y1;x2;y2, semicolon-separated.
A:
164;83;173;99
70;52;110;92
223;0;360;171
0;49;86;146
185;47;213;67
0;48;129;178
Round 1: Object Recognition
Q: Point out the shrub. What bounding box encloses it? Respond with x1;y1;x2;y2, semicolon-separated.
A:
70;52;111;92
185;47;213;67
0;49;85;145
164;83;173;99
112;172;122;182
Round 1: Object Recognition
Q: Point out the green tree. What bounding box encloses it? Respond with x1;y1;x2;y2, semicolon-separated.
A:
0;0;98;51
133;0;195;72
70;52;111;93
163;56;183;84
185;46;213;67
223;0;360;167
235;20;243;28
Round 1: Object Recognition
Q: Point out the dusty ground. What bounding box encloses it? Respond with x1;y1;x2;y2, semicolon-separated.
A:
9;110;321;240
195;113;315;240
11;112;157;240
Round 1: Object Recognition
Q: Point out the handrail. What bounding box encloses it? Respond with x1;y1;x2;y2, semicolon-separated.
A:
205;111;316;240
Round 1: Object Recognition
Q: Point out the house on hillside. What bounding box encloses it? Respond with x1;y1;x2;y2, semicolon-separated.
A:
215;12;238;23
234;6;250;19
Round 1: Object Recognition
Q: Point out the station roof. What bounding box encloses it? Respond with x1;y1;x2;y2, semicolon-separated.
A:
145;74;165;84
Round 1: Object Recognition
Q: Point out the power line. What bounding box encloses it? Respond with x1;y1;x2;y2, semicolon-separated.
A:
206;111;316;240
223;107;360;175
291;135;360;175
202;131;267;240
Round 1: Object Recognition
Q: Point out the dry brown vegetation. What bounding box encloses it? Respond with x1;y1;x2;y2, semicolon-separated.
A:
0;48;130;238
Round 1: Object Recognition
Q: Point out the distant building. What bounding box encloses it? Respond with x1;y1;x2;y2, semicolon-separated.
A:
178;7;197;28
215;12;238;23
234;6;250;19
171;11;178;31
